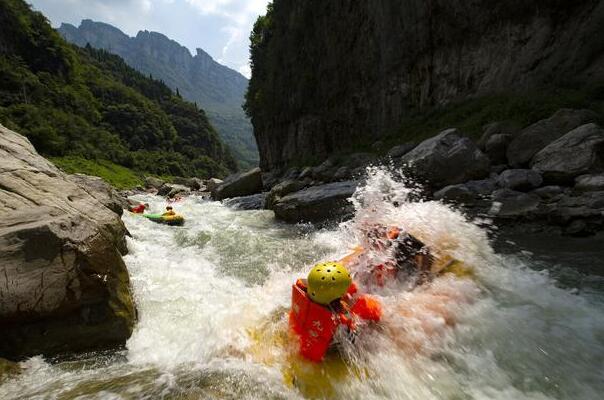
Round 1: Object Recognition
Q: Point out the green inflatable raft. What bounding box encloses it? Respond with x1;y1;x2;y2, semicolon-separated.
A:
143;213;185;226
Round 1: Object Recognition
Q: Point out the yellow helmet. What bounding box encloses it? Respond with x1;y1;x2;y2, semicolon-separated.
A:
307;262;352;305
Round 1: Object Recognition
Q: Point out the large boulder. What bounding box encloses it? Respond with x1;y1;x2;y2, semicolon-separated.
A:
497;169;543;191
172;177;205;191
144;176;164;189
400;129;490;187
507;109;598;167
0;125;136;360
489;189;541;217
265;179;310;209
477;120;520;150
223;193;267;210
205;178;223;193
531;123;604;184
68;174;129;215
484;134;513;165
157;183;191;198
575;174;604;192
272;181;358;223
387;142;416;159
213;167;263;200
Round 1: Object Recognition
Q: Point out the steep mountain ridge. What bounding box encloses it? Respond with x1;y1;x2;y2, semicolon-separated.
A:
0;0;236;179
246;0;604;171
60;20;258;168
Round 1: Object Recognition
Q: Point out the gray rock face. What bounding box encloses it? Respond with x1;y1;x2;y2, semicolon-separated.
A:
223;193;267;210
144;176;164;189
387;143;417;159
172;177;205;191
68;174;129;215
575;174;604;192
532;185;564;200
205;178;223;193
507;109;598;167
485;134;512;165
0;125;136;360
531;123;604;184
433;185;476;203
249;1;604;171
497;169;543;191
157;183;191;198
490;189;541;217
478;121;520;150
400;129;490;187
266;179;310;209
272;181;358;223
214;167;263;200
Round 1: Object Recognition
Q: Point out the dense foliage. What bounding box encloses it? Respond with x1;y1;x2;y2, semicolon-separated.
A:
0;0;236;179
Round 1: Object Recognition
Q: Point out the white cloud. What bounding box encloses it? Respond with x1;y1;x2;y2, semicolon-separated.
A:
238;63;251;78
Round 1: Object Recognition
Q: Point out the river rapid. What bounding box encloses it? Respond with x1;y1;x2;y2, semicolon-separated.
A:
1;168;603;400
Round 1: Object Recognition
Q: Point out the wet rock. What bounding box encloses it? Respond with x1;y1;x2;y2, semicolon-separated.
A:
490;189;540;217
564;219;591;237
223;193;267;210
464;178;498;195
299;166;313;179
497;169;543;191
172;177;204;191
68;174;129;216
312;159;337;181
0;357;20;381
400;129;490;187
478;121;520;150
261;171;279;190
434;184;476;203
272;181;358;223
205;178;223;193
214;167;263;200
144;176;164;189
575;174;604;192
265;179;310;209
533;185;564;200
334;166;352;181
507;109;598;167
0;125;136;359
387;142;416;158
491;164;509;174
485;134;513;165
157;183;191;198
531;123;604;184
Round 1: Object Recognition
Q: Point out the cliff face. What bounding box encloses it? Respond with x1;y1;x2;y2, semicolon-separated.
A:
60;20;258;168
246;0;604;171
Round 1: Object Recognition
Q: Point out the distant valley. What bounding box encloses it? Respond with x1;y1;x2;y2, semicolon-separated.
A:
60;20;258;169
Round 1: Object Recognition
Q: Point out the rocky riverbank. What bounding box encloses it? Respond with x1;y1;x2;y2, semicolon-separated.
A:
0;125;136;361
213;109;604;236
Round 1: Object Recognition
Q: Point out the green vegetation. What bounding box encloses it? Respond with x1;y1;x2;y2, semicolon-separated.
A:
50;156;143;189
0;0;236;183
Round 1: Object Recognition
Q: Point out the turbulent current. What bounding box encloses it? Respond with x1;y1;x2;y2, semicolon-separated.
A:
1;169;603;399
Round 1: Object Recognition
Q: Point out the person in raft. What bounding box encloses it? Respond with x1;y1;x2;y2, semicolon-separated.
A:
289;262;382;363
162;205;176;217
129;203;149;214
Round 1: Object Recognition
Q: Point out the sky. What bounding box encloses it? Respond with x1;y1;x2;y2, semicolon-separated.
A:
28;0;271;78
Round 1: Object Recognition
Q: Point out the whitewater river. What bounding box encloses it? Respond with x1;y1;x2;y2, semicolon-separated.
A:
1;169;603;399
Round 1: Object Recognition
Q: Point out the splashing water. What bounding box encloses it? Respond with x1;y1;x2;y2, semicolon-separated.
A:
1;168;603;399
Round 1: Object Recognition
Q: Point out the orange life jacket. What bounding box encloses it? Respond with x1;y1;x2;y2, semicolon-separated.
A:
289;279;382;362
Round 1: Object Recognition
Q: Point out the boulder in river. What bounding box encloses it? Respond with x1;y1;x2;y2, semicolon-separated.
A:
477;120;520;150
490;189;541;217
387;142;416;159
434;184;477;204
531;123;604;184
507;109;598;167
157;183;191;198
400;129;490;187
484;134;513;165
575;174;604;192
68;173;129;215
497;169;543;191
223;193;267;210
144;176;165;190
205;178;223;193
272;181;358;223
0;125;136;360
266;179;310;209
213;167;263;200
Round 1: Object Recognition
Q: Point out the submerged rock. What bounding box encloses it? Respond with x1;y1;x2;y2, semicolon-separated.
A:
0;125;136;360
531;123;604;184
400;129;490;187
272;181;358;223
214;167;263;200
